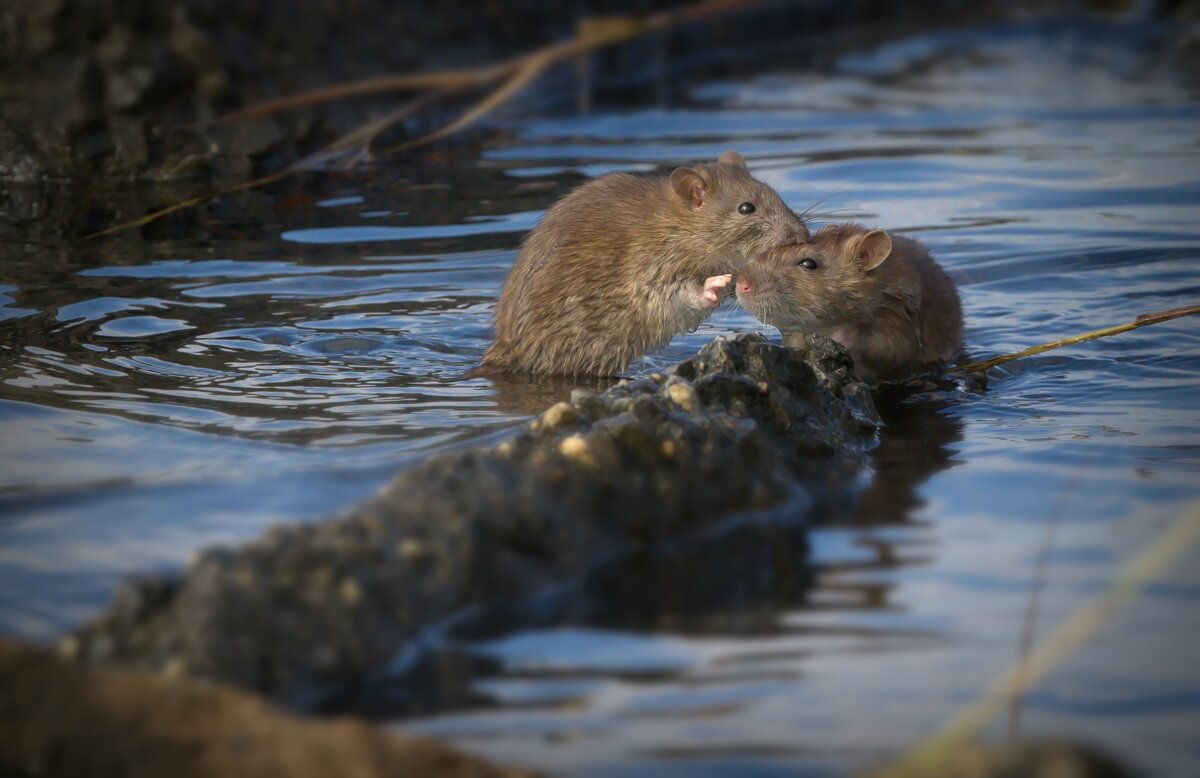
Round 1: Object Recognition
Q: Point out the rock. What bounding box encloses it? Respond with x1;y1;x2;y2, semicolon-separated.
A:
210;117;283;159
0;117;45;181
69;334;878;706
558;433;596;466
541;401;577;428
665;379;699;413
168;10;225;98
0;638;521;778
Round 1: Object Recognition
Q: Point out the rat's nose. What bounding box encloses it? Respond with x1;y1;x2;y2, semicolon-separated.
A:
736;276;752;294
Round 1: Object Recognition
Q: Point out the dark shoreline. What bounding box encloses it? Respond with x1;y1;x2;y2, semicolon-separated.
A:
1;0;1021;186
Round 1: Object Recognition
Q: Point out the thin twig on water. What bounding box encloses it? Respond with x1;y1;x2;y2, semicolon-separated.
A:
955;305;1200;374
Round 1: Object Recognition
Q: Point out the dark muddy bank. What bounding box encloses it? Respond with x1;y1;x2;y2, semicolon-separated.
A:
1;0;590;183
67;334;879;706
0;639;523;778
0;0;1020;186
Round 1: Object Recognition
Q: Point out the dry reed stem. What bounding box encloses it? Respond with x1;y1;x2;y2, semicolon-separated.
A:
199;0;753;127
194;66;513;129
85;169;295;239
956;305;1200;374
1007;473;1081;741
387;52;554;152
875;499;1200;778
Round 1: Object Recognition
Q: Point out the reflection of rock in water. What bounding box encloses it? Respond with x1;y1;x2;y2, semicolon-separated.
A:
348;382;968;720
463;517;817;639
318;517;817;720
805;380;966;618
850;382;965;527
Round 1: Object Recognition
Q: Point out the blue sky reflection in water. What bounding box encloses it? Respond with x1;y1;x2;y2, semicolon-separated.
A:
1;17;1199;778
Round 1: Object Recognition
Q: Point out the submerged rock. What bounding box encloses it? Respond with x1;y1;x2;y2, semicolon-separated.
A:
69;334;879;705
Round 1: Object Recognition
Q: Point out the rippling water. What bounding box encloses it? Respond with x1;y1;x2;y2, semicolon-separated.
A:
3;16;1200;777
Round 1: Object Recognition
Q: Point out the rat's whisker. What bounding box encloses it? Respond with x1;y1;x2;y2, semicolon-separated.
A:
796;185;862;221
804;208;863;220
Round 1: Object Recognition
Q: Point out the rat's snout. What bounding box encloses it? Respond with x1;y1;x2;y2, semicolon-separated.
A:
735;269;766;311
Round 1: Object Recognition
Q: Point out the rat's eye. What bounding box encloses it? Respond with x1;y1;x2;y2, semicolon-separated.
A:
737;202;756;215
798;258;819;270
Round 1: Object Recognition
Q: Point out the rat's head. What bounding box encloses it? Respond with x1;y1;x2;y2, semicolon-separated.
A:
735;223;893;333
669;150;809;273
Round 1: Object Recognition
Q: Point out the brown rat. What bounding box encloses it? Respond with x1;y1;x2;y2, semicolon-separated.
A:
482;150;809;377
735;223;963;382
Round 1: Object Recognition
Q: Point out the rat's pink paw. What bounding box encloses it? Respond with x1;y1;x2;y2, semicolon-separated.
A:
700;274;732;308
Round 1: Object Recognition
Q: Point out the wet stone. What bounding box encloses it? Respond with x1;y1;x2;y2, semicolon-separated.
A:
559;434;595;467
665;379;699;413
541;401;577;429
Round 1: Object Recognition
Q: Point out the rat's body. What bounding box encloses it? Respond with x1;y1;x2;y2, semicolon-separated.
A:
482;151;809;377
736;223;963;382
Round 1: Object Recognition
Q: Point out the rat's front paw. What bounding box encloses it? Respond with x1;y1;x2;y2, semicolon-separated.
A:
700;274;732;308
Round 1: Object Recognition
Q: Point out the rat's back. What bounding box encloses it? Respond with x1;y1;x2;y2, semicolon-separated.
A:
891;235;963;366
482;172;663;376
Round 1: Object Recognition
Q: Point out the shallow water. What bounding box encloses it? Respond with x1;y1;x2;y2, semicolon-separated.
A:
3;16;1200;777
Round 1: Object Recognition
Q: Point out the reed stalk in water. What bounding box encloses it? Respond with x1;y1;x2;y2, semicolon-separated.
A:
955;304;1200;374
877;498;1200;778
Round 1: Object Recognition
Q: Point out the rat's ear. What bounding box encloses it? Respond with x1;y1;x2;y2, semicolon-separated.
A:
718;150;747;169
855;230;892;272
670;167;708;209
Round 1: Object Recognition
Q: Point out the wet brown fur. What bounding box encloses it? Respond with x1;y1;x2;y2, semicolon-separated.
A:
482;152;809;377
736;223;963;382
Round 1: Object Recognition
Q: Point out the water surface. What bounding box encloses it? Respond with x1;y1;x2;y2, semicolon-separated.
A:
2;17;1199;777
